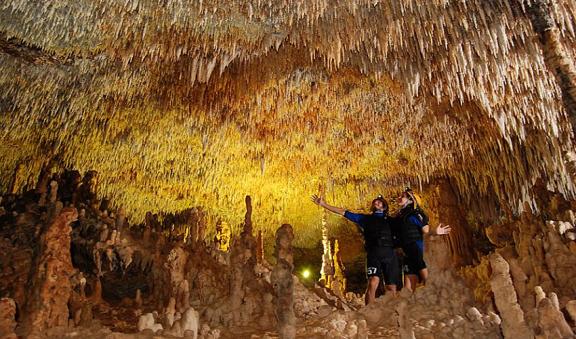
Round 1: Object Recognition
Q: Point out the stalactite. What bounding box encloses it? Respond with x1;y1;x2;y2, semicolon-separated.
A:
1;0;575;243
8;163;24;194
527;0;576;132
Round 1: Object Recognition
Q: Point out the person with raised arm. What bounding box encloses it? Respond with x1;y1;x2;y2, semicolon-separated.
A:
311;194;400;305
394;188;451;291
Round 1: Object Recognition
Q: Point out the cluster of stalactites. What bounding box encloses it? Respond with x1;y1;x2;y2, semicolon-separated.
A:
1;0;576;237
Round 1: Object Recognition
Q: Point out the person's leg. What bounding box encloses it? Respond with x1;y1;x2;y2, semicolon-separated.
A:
365;276;380;305
419;267;429;285
365;253;382;305
404;274;419;292
402;243;421;292
384;283;397;294
382;249;400;296
396;248;405;291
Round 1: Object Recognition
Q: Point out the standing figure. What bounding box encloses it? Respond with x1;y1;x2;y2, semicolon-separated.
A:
394;188;451;291
312;194;400;305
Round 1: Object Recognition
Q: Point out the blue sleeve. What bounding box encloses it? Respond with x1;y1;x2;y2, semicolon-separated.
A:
408;215;425;229
343;211;366;228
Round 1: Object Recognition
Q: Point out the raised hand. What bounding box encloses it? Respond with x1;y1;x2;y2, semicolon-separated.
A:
436;223;452;235
311;194;325;206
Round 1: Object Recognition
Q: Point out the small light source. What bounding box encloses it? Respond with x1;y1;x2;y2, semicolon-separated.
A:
301;269;311;279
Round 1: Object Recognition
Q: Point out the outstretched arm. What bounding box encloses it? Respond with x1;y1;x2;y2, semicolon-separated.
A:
423;223;451;236
410;216;450;236
434;223;451;235
311;194;346;216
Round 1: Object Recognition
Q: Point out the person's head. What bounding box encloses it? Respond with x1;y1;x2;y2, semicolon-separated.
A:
371;195;389;213
397;188;417;209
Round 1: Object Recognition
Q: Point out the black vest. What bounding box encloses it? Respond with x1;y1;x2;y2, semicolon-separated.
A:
362;214;394;250
398;207;428;244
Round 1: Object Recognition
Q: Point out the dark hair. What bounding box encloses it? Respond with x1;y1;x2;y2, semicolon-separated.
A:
371;197;389;213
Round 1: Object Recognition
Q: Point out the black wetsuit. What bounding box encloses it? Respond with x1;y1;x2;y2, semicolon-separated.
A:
393;206;428;275
344;210;401;285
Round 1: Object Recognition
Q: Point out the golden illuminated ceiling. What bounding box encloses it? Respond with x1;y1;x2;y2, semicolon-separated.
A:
1;0;575;245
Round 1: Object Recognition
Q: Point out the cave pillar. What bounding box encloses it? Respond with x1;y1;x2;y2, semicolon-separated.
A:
22;207;78;336
319;215;334;288
271;224;296;339
331;239;346;297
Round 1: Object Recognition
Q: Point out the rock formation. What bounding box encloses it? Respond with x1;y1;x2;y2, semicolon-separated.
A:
21;207;78;336
1;168;576;338
331;239;347;298
0;298;17;339
272;224;296;339
319;215;334;288
489;252;534;339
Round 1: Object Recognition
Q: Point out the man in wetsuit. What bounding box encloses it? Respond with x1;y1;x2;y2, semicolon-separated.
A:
311;194;400;305
395;188;451;291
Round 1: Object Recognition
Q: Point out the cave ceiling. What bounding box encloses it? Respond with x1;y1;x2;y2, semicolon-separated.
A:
1;0;576;245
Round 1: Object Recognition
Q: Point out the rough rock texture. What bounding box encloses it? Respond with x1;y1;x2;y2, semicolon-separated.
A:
0;298;17;339
137;313;163;333
271;224;296;339
489;252;534;339
527;1;576;130
0;171;280;336
537;298;573;338
2;169;576;339
566;300;576;324
319;215;334;288
21;207;78;336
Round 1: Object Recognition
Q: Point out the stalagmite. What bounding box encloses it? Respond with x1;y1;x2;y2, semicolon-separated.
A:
536;297;574;338
256;230;264;265
214;220;230;252
138;313;163;333
331;239;346;298
243;195;253;235
398;302;415;339
116;207;126;232
0;298;17;339
566;301;576;323
49;180;58;204
319;215;334;288
21;207;78;336
271;224;296;339
489;253;534;339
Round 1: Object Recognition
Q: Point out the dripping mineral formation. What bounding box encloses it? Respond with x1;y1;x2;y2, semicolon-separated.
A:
1;0;576;338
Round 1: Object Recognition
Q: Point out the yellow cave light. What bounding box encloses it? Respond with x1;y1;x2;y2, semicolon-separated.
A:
301;269;311;279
